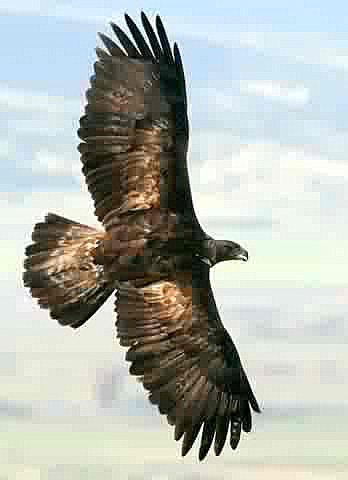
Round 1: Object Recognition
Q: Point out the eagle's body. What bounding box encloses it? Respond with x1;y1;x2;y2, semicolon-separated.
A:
24;12;260;460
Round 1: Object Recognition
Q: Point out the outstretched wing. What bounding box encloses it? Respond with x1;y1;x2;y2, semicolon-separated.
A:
78;13;202;232
115;261;260;460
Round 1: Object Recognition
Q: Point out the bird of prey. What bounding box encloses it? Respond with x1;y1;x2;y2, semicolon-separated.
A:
23;12;260;460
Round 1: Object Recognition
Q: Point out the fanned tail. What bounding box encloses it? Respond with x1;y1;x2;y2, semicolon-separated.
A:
23;213;115;328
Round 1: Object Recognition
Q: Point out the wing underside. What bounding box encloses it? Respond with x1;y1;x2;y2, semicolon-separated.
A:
78;13;259;460
78;13;202;233
115;262;260;460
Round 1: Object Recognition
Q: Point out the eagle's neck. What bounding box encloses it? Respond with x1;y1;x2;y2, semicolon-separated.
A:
198;238;217;267
199;238;240;267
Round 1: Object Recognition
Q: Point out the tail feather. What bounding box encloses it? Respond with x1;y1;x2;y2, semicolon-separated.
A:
23;213;115;328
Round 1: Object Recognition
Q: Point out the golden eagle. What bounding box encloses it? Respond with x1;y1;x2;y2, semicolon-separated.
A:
23;12;260;460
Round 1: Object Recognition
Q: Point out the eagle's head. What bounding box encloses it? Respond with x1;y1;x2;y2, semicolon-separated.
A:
217;240;248;264
199;239;248;267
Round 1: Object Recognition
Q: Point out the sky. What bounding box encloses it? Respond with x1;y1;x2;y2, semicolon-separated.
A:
1;0;348;476
2;1;348;287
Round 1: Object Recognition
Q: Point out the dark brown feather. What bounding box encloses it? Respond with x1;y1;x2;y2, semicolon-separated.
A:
23;213;114;328
115;262;260;459
78;12;201;234
23;13;260;462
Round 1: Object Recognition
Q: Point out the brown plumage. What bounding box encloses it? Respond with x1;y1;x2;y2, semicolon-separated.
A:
23;12;260;460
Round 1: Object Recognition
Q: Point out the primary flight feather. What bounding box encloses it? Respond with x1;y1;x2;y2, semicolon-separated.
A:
23;12;260;460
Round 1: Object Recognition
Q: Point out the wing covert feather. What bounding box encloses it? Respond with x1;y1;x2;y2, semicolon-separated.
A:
115;262;260;459
78;13;201;232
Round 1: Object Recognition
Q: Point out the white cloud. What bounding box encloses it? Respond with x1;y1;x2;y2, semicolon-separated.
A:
176;25;348;74
191;131;348;224
0;189;97;229
4;3;348;79
238;31;348;73
0;138;11;157
187;131;348;286
33;150;81;179
3;5;348;76
0;84;80;115
0;0;100;22
0;2;117;24
0;189;98;286
240;80;309;107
